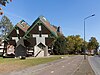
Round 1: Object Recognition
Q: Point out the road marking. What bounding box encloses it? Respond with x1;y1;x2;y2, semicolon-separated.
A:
68;63;70;64
72;61;74;62
70;59;83;75
62;66;65;67
51;71;54;73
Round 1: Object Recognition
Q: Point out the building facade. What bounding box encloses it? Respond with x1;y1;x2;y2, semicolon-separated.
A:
3;16;60;57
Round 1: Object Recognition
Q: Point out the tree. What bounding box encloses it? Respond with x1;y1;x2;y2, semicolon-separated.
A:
66;35;84;54
87;37;99;54
0;7;3;15
73;35;84;54
0;0;12;6
53;36;67;55
0;0;12;15
0;15;13;39
66;35;75;54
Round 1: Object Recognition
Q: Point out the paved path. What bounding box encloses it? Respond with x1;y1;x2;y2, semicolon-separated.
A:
74;58;95;75
88;56;100;75
3;55;83;75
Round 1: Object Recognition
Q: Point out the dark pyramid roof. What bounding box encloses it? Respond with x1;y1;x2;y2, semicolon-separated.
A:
39;16;57;37
25;16;58;38
5;20;30;41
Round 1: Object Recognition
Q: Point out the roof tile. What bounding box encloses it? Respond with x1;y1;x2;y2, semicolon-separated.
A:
16;20;30;32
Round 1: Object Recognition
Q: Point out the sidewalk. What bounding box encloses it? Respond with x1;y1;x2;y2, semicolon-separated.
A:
73;58;95;75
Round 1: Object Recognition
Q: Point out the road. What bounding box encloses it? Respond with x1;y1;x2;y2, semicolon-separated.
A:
5;55;83;75
88;55;100;75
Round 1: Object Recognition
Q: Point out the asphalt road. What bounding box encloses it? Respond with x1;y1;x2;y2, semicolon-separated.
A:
88;55;100;75
6;55;83;75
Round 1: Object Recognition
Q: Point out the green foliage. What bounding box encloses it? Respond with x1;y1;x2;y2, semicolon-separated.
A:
52;35;99;55
0;0;12;6
87;37;99;51
53;35;87;55
0;15;13;39
53;36;67;55
66;35;84;54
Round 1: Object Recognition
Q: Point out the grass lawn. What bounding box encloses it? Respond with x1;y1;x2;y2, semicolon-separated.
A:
0;55;68;74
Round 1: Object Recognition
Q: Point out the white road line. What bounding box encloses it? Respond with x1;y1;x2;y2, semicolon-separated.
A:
62;66;65;67
68;63;70;64
72;61;74;62
51;71;54;73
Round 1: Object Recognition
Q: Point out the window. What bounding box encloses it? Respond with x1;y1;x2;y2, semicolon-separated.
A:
39;25;41;31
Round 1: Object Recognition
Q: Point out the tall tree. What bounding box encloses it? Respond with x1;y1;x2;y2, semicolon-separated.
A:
87;37;99;54
74;35;84;53
66;35;84;54
66;35;75;54
53;36;67;55
0;15;13;39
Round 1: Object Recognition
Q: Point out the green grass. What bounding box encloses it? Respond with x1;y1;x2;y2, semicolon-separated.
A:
0;55;72;73
0;55;68;67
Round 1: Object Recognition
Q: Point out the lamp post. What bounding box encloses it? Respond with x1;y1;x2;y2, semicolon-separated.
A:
84;14;95;60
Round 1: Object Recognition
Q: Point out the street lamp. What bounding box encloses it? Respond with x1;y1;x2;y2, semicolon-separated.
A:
84;14;95;60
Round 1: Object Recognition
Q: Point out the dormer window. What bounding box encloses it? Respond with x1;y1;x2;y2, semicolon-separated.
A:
42;17;47;21
20;20;26;28
16;30;19;34
39;25;41;31
21;22;25;28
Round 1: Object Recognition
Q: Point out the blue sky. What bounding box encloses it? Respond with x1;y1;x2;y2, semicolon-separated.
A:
0;0;100;42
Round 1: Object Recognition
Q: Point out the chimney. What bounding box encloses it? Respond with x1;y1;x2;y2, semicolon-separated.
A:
57;26;60;32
